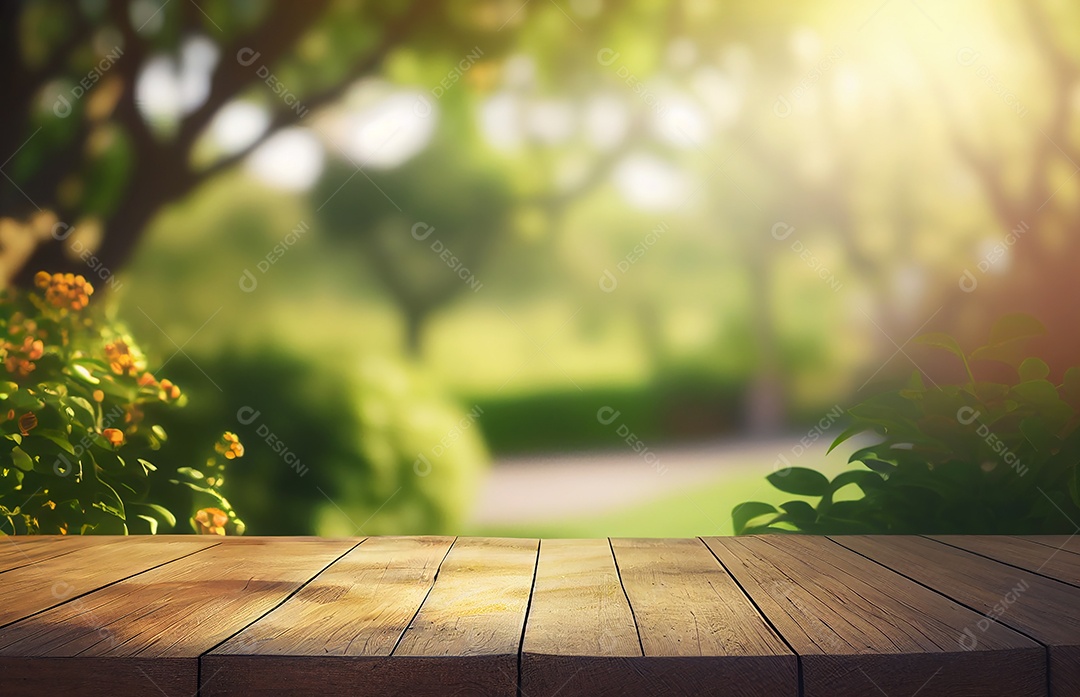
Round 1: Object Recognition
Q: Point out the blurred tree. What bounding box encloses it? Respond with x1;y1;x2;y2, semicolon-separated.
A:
930;3;1080;379
314;136;511;353
0;0;514;287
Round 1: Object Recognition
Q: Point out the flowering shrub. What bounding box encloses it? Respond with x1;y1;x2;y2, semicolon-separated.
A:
0;271;244;535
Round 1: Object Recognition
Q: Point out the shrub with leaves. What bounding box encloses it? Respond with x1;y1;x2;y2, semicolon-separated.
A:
0;271;244;535
735;314;1080;534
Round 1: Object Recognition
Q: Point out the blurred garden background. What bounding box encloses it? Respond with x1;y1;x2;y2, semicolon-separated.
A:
3;0;1080;536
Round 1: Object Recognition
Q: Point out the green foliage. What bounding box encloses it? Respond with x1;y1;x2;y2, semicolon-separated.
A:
157;350;489;536
735;314;1080;534
0;272;243;535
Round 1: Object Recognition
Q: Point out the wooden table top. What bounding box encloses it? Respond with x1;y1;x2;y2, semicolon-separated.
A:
0;535;1076;696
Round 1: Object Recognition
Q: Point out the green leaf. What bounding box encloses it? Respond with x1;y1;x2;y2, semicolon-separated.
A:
915;332;964;357
29;430;76;455
63;396;96;427
68;363;100;385
1018;357;1050;382
862;459;897;474
830;470;883;493
10;447;33;472
732;502;778;534
1011;380;1061;408
767;467;830;496
828;424;863;454
1020;417;1058;452
136;514;159;534
779;500;817;523
92;479;126;520
1062;367;1080;408
915;332;973;382
985;313;1046;346
135;503;176;529
971;314;1046;366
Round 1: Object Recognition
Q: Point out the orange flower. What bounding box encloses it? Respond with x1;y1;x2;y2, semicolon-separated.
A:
104;339;143;377
215;431;244;460
3;335;45;377
18;412;37;436
36;271;93;311
158;378;181;400
102;428;124;447
92;389;104;402
194;507;229;535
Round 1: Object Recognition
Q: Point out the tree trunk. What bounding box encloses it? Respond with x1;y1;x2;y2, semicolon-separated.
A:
403;311;424;356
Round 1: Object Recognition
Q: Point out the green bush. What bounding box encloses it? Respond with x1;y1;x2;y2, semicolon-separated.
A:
0;272;243;535
315;356;489;535
735;314;1080;534
158;351;488;535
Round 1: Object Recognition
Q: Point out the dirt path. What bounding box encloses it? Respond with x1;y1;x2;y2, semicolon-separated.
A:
470;435;848;526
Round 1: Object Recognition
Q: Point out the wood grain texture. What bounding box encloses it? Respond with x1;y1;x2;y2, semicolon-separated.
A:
611;537;797;697
520;538;642;697
705;536;1044;697
836;534;1080;697
0;535;115;575
1018;535;1080;556
0;537;355;697
0;536;216;628
0;535;1068;696
386;537;538;697
204;536;455;696
932;534;1080;587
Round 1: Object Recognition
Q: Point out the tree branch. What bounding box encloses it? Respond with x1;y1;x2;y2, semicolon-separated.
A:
174;0;332;154
189;0;438;187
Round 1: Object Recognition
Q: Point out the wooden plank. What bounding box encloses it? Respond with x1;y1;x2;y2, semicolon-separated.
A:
375;537;538;697
0;535;115;575
0;535;216;627
203;536;455;696
705;536;1043;697
836;535;1080;697
932;535;1080;587
610;538;797;697
0;537;355;697
1017;534;1080;556
520;538;642;697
